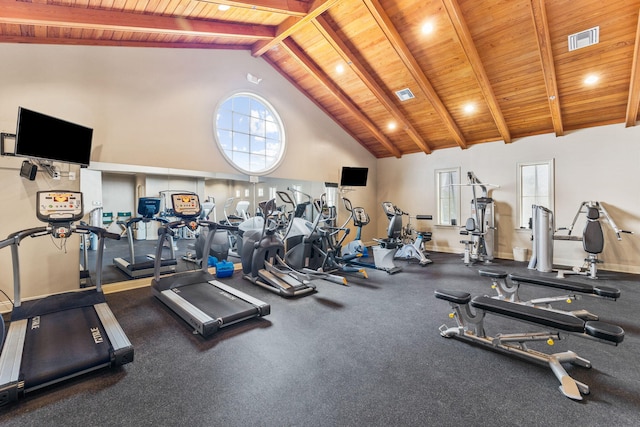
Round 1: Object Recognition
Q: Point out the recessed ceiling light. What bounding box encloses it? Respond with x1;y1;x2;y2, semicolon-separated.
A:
218;4;230;11
464;103;475;114
388;122;397;130
584;74;599;85
421;21;434;35
336;64;345;74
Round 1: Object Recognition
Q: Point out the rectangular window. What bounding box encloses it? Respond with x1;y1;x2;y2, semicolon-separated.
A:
436;167;460;226
517;160;554;229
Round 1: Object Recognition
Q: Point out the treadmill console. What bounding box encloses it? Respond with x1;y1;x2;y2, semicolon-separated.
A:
171;193;202;219
36;191;83;223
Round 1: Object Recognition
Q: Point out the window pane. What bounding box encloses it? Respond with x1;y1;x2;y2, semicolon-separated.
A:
251;135;266;155
233;112;250;134
518;161;553;228
233;96;251;115
436;168;460;226
217;129;232;150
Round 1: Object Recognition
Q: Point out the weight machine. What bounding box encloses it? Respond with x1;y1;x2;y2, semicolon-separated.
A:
459;172;497;265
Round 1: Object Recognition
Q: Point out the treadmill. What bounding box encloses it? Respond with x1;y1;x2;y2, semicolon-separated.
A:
113;197;177;278
0;191;133;406
151;193;270;337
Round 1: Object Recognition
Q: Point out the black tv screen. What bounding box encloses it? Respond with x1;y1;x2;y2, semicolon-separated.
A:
14;107;93;167
340;167;368;187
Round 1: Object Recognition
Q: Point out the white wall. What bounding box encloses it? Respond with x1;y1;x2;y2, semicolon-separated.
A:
377;124;640;273
0;43;377;301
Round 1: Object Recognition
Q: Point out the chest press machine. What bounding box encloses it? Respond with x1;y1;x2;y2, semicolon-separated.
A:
435;289;624;401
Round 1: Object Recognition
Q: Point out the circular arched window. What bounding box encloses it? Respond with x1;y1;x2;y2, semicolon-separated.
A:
214;92;285;175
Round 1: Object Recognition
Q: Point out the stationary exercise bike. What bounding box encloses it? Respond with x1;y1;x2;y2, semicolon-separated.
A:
381;202;433;266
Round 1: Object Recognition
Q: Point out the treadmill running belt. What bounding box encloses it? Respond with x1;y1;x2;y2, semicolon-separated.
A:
21;306;112;389
174;282;259;325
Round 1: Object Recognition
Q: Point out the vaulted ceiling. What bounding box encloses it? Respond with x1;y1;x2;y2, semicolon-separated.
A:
2;0;640;158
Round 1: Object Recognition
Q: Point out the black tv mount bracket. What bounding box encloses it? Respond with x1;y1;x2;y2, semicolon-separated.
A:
1;132;16;156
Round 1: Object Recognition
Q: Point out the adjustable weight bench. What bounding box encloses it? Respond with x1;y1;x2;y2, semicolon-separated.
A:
478;269;620;320
435;289;624;400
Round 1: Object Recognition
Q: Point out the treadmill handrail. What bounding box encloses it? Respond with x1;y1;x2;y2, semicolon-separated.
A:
2;223;118;306
6;226;49;243
153;218;239;281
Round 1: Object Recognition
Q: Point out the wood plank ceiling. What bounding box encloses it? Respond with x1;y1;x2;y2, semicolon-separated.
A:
1;0;640;158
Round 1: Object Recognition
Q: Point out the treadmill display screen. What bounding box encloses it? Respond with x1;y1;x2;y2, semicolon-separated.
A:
36;191;84;223
171;193;201;218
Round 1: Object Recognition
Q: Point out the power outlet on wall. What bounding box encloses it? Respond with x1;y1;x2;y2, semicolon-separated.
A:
53;170;60;180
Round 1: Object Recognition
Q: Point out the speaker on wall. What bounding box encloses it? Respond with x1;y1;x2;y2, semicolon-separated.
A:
20;160;37;181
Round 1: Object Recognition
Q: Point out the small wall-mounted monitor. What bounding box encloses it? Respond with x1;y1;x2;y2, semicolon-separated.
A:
14;107;93;167
340;167;368;187
137;197;161;218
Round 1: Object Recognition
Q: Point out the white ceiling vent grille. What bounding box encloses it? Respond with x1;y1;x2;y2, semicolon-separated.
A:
568;26;599;51
395;88;415;101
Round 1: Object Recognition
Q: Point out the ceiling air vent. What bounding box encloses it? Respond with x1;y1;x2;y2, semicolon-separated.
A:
395;88;415;101
568;26;599;51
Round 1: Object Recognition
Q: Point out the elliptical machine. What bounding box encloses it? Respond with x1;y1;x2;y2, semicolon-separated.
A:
342;198;369;257
338;199;402;274
241;199;318;297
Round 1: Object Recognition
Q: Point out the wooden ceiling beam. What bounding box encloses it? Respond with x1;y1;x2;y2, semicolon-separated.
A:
313;16;432;154
0;35;250;50
262;54;381;156
0;0;274;39
625;9;640;127
251;0;339;57
441;0;512;144
280;38;403;158
197;0;309;16
529;0;564;136
363;0;467;149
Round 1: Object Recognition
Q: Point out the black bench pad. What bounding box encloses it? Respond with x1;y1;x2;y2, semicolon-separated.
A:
470;296;586;332
470;296;624;343
434;289;471;305
508;274;620;298
479;268;508;279
585;321;624;344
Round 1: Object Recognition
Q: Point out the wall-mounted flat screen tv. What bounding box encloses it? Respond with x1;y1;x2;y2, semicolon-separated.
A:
15;107;93;167
340;167;368;187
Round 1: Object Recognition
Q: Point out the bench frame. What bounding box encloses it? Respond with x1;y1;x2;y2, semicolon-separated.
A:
435;289;623;401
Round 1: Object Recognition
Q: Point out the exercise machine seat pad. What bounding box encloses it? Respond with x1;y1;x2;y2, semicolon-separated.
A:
583;207;604;254
585;321;624;344
434;289;471;305
478;269;508;279
470;296;586;333
509;274;598;295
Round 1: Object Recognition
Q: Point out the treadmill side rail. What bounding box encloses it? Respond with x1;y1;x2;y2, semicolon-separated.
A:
94;303;134;366
158;288;220;336
0;319;28;406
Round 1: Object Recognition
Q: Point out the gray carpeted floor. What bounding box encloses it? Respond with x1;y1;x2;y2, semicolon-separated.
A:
1;251;639;426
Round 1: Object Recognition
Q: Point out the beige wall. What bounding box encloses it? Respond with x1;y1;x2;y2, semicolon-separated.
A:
377;124;640;273
0;44;377;302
